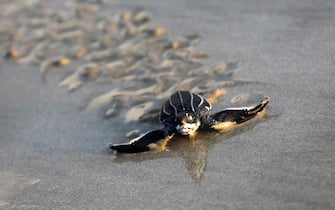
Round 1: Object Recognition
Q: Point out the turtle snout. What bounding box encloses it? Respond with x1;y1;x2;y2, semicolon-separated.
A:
176;121;201;135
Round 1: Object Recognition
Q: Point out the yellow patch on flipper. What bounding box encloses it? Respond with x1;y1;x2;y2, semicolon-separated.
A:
148;134;174;152
256;108;267;119
212;108;268;133
207;89;226;104
211;121;236;132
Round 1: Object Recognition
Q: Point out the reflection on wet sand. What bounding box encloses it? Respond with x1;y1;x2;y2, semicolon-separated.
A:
112;114;270;184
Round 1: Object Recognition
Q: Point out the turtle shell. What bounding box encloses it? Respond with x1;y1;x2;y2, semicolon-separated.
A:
160;90;212;125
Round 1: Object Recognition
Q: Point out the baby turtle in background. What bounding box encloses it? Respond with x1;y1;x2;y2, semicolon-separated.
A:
108;90;270;153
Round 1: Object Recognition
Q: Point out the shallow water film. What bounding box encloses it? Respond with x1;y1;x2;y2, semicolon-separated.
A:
2;0;335;209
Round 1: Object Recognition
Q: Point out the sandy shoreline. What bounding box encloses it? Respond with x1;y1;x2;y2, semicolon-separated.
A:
1;0;335;209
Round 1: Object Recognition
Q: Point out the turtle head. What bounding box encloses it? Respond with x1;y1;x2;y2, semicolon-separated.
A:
175;112;201;135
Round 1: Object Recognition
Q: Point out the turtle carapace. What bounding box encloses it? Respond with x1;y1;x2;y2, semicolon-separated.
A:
108;90;270;153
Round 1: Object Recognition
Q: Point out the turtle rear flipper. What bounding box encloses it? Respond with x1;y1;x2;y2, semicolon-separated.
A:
108;129;174;153
209;96;270;130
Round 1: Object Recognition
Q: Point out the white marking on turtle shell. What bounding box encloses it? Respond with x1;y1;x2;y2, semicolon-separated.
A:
162;104;171;115
177;91;185;111
197;94;204;108
190;91;195;112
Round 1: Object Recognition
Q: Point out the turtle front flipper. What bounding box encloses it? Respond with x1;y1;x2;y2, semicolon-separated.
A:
209;96;270;131
108;129;175;153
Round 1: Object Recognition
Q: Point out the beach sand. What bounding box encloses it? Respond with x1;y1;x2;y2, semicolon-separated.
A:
1;0;335;209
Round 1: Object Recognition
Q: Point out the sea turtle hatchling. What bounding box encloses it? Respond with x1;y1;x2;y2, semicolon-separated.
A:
108;90;270;153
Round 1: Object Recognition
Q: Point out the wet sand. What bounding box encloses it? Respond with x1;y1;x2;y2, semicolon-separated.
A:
1;0;335;209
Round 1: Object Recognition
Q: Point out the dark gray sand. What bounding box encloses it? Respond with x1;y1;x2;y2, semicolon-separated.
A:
1;0;335;209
